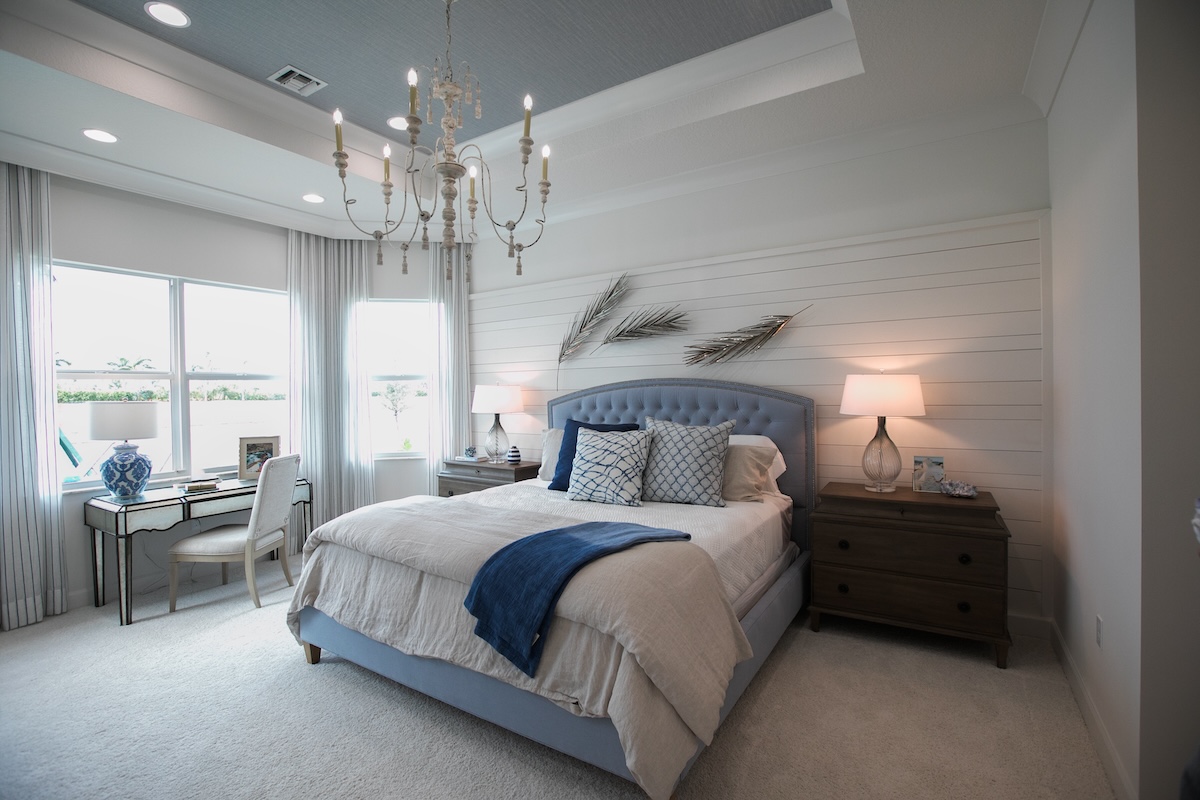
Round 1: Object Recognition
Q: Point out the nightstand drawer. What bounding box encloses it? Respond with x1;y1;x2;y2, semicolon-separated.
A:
437;460;540;497
812;565;1007;637
438;477;489;497
813;522;1007;587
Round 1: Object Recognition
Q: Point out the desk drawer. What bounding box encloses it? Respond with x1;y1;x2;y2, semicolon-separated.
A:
812;565;1007;637
813;522;1006;587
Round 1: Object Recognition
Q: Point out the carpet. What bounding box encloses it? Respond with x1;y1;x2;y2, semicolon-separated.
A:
0;562;1115;799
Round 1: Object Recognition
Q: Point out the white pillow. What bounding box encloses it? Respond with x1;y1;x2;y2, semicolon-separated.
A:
566;428;652;507
728;434;786;479
538;428;564;480
642;418;734;507
722;445;778;502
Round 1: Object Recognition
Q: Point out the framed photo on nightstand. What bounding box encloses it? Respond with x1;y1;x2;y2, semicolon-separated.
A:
912;455;945;492
238;435;280;480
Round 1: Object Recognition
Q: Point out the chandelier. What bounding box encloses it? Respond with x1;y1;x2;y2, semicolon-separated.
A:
331;0;550;281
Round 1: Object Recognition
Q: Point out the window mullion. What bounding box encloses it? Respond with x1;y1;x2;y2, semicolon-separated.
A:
171;278;191;474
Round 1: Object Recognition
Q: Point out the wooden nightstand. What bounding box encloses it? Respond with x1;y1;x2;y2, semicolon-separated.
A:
437;460;540;497
809;481;1012;667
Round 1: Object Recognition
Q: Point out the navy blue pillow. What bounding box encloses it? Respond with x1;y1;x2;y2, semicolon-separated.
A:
547;419;640;491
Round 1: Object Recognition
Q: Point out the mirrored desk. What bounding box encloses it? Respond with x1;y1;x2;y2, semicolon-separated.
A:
85;478;312;625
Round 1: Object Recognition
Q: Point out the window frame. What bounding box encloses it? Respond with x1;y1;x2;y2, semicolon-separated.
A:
363;298;433;459
52;261;289;488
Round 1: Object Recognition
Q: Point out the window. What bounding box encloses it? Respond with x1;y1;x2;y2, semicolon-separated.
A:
360;300;432;456
53;263;289;485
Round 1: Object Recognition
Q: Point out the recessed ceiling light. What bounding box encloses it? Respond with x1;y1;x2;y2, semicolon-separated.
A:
302;194;325;204
386;116;409;131
82;129;119;143
144;2;190;28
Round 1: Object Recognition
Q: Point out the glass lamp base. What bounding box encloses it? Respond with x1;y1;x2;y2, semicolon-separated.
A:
484;414;509;463
861;416;901;494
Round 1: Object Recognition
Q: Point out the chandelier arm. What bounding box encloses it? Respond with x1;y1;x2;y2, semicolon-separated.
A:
473;159;515;248
339;179;403;239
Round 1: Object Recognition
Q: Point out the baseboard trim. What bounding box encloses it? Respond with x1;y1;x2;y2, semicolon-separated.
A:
1008;612;1053;639
1052;620;1137;800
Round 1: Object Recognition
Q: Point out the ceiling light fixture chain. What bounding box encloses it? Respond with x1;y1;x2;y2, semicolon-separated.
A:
330;0;550;281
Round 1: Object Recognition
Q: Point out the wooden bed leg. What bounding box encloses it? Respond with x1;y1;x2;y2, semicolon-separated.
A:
303;642;321;664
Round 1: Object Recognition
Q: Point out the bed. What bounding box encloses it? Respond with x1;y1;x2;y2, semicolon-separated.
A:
288;378;815;798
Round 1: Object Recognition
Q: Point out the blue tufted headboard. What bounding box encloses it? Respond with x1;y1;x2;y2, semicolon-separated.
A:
547;378;816;551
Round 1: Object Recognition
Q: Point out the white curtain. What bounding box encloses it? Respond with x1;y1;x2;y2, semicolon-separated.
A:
0;163;67;631
287;231;375;530
427;244;472;493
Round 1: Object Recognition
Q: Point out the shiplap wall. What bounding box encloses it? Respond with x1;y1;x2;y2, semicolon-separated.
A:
469;211;1048;628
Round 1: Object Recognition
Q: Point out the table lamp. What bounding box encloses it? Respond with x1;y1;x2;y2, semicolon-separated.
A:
471;384;523;463
89;401;159;497
839;373;925;493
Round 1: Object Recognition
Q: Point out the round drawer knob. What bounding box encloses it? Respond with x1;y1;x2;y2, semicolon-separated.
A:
957;601;972;613
958;553;972;565
838;539;850;550
837;583;850;594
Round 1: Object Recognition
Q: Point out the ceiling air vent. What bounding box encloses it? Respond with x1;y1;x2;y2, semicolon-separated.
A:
268;66;327;97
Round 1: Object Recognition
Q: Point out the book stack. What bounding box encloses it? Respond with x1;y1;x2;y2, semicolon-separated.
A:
179;478;221;493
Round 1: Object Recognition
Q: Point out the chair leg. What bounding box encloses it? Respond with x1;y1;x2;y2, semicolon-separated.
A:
279;541;294;587
168;558;179;612
221;562;229;585
246;550;261;608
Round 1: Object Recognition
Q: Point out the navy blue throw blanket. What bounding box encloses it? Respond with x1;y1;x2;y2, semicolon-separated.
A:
464;521;691;678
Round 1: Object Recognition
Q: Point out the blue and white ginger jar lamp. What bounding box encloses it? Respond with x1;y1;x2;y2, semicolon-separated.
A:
89;401;159;497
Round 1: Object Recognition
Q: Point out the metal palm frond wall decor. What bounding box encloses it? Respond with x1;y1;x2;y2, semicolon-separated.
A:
601;306;689;344
683;304;812;367
557;273;631;363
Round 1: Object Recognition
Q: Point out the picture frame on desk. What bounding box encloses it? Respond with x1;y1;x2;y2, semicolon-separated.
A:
238;436;280;480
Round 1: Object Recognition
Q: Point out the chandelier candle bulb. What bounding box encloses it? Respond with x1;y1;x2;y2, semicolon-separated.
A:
408;69;418;114
383;144;391;182
333;108;343;152
469;165;476;199
523;95;532;137
542;146;549;180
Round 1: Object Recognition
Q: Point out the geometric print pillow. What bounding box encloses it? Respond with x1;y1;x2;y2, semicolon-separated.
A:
566;428;652;507
641;417;735;507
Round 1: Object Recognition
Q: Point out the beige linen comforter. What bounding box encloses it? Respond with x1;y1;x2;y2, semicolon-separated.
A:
286;495;753;800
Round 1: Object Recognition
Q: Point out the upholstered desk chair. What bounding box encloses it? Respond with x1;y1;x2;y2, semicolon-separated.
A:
168;453;301;611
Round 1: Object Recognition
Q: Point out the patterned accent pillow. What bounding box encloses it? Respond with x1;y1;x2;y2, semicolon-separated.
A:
548;419;640;491
566;428;652;506
642;418;736;507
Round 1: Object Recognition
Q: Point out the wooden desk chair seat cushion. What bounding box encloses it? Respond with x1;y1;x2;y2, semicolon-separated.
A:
169;453;301;611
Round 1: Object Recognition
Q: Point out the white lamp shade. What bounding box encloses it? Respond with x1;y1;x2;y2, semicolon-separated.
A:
839;374;925;418
89;401;160;441
471;384;523;415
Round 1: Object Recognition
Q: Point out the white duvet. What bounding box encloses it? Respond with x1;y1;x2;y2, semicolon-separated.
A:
286;483;791;799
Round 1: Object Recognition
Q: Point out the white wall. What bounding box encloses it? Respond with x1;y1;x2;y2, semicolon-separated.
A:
467;105;1052;633
1046;0;1142;796
1134;2;1200;798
